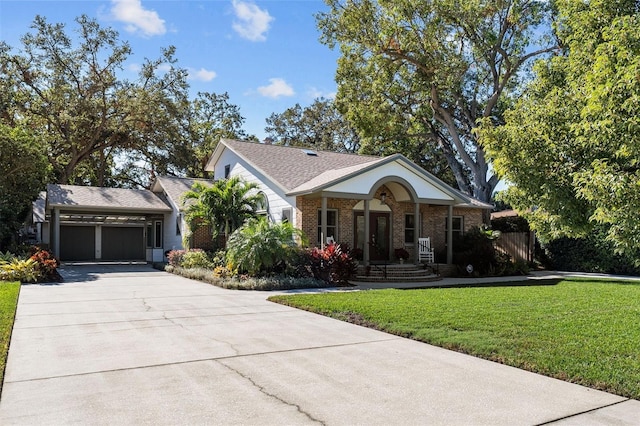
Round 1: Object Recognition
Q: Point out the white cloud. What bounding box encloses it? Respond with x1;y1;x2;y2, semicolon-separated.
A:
188;67;217;82
257;78;295;98
110;0;166;37
231;0;273;42
307;87;336;100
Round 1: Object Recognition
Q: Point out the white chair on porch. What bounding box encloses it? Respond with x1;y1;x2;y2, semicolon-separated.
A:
418;237;435;264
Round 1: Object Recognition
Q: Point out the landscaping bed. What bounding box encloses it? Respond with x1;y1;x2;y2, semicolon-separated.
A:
269;277;640;399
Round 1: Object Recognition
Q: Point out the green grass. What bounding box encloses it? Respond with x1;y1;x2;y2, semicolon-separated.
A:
0;281;20;395
269;278;640;399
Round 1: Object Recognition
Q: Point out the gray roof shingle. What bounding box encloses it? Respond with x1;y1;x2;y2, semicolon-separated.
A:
47;184;171;212
153;176;213;209
221;139;380;192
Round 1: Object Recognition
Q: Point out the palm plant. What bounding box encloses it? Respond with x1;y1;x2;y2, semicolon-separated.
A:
226;217;306;276
182;177;262;248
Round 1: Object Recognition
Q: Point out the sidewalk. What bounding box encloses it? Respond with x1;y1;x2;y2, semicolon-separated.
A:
1;265;639;425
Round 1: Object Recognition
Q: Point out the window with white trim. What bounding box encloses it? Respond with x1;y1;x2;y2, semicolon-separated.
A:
281;208;292;224
445;216;464;241
256;192;269;217
317;209;338;245
404;214;415;244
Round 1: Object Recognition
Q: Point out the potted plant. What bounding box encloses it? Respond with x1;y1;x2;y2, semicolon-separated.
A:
394;248;410;264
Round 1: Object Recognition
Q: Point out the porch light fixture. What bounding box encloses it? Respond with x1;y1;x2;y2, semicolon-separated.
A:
380;192;387;204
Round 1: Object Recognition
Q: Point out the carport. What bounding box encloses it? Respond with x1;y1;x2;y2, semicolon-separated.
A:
46;184;172;262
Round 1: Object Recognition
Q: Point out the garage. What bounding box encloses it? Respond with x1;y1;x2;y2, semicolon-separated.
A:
46;184;172;262
59;225;95;261
101;226;145;260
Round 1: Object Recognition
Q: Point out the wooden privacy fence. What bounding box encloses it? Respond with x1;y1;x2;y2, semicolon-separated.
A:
494;232;535;263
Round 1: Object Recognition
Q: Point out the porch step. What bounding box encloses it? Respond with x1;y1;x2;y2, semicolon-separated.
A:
352;263;442;283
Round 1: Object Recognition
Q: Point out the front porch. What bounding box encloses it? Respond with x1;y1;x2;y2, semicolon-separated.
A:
296;184;485;267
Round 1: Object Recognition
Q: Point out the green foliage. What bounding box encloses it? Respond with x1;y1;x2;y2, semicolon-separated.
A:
452;227;500;276
543;228;640;276
271;278;640;399
183;177;261;247
491;216;531;233
265;98;360;153
0;281;20;392
225;218;305;276
317;0;555;201
0;124;50;249
184;92;254;177
0;15;251;187
0;258;38;283
482;1;640;260
180;250;214;270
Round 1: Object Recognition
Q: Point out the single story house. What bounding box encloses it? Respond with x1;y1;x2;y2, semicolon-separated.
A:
35;139;491;264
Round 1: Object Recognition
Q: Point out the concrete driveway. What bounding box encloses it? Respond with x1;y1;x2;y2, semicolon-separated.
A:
1;264;638;425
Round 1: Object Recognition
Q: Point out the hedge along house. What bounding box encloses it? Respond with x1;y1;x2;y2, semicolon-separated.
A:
40;176;212;262
206;139;492;265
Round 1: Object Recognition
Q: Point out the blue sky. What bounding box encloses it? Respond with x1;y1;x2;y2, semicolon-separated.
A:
0;0;339;141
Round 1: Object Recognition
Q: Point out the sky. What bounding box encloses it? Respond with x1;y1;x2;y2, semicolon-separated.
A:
0;0;340;141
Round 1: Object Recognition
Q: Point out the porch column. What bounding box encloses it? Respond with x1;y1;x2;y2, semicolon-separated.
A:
447;205;453;264
320;196;327;248
363;199;370;265
414;202;420;264
51;208;60;258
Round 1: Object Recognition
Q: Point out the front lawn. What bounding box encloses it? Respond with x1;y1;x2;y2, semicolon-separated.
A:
0;281;20;394
269;278;640;399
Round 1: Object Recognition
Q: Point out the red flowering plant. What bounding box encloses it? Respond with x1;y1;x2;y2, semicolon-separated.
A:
301;244;358;285
29;249;61;282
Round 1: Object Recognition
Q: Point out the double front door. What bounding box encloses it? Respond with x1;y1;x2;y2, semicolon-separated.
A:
354;212;390;261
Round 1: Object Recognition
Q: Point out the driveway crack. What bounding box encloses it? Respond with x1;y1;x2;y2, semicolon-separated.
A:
217;360;326;425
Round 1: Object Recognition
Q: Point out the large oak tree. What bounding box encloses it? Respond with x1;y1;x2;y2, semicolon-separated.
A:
317;0;557;202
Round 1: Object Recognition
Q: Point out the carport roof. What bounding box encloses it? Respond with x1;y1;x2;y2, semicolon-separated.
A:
46;184;172;212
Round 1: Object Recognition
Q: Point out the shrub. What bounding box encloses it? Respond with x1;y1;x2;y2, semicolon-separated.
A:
0;251;15;262
226;218;305;276
296;244;357;285
167;250;186;267
209;249;227;268
0;258;38;283
166;265;326;291
29;249;60;281
543;232;640;275
181;249;213;269
451;226;521;277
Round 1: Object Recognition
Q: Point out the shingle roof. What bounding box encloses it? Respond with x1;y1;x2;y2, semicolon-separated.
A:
216;139;491;209
46;184;171;212
220;139;380;192
153;176;213;209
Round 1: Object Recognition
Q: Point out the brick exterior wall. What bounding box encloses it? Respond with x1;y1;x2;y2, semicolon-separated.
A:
296;186;486;263
191;224;215;251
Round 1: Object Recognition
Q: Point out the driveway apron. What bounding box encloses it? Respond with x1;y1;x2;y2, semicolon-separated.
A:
1;265;638;425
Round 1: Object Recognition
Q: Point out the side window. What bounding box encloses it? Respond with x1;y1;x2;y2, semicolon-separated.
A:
224;164;230;179
281;208;292;224
404;214;415;244
445;216;464;241
256;192;269;217
154;221;163;248
317;209;338;244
